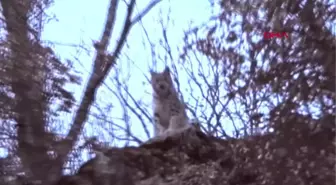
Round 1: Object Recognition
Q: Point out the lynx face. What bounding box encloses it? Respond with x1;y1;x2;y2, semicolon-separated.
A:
150;67;174;98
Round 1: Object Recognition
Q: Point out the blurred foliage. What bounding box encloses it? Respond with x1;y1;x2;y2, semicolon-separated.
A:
182;0;335;135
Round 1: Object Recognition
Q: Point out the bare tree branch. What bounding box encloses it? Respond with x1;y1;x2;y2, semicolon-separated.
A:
59;0;162;176
131;0;163;25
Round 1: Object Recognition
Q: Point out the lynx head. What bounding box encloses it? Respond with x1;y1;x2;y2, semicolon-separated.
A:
150;67;174;98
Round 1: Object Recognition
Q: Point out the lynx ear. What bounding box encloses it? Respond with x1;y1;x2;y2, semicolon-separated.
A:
150;69;155;76
164;66;170;74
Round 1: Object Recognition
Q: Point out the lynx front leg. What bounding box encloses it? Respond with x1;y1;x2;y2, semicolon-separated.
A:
153;113;166;136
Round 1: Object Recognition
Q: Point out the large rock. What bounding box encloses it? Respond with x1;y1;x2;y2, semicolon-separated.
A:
53;123;335;185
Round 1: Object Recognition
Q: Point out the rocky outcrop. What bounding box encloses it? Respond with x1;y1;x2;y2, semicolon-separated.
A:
54;121;335;185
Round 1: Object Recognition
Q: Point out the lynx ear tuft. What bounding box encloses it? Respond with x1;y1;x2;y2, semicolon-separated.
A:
150;69;155;76
164;66;170;74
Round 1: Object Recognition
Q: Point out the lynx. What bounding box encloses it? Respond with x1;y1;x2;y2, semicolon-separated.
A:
150;67;189;137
